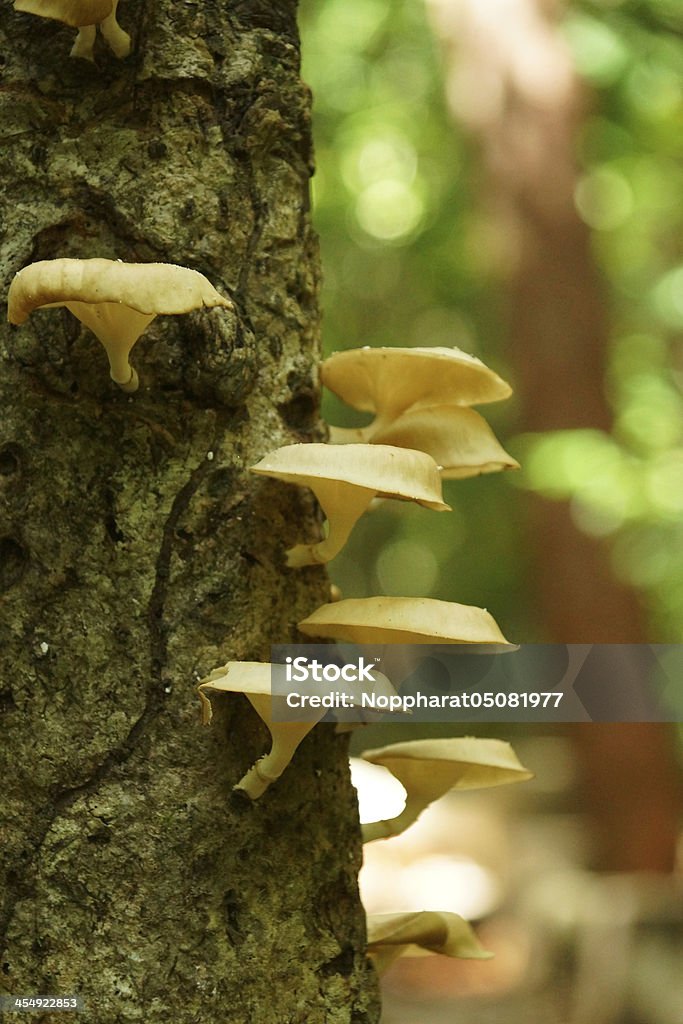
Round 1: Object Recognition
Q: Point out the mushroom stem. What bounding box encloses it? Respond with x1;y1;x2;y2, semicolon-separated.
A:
64;300;154;393
70;24;96;60
115;366;139;393
327;424;374;444
327;411;395;445
234;696;324;799
286;482;376;567
361;795;425;843
99;0;130;57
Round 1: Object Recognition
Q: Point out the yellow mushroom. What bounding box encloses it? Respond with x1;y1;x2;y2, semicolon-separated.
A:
360;737;533;842
251;443;449;568
298;596;515;648
14;0;113;25
198;660;397;798
7;258;233;392
369;404;519;479
367;910;493;975
322;346;512;440
198;661;324;800
13;0;131;60
299;597;516;731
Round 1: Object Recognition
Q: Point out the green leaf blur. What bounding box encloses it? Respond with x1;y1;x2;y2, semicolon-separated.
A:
300;0;683;640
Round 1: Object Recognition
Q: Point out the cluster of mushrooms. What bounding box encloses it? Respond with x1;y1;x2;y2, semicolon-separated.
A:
202;349;533;967
7;0;533;978
7;258;533;971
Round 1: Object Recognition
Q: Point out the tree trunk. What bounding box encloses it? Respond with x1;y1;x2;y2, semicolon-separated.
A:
427;0;646;643
0;2;379;1020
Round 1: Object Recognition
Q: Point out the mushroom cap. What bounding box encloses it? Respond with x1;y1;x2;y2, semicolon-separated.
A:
197;655;397;729
197;661;283;725
13;0;114;27
251;443;450;511
298;596;514;647
367;910;493;961
199;660;275;699
362;737;534;795
371;404;520;479
321;346;512;418
8;258;232;324
197;661;329;800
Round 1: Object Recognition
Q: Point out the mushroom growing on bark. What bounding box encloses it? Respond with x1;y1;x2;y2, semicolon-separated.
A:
322;346;512;442
13;0;131;60
251;443;449;567
299;597;516;733
367;910;493;975
370;404;519;479
299;596;514;649
7;258;233;392
198;660;397;798
198;661;324;800
360;737;533;842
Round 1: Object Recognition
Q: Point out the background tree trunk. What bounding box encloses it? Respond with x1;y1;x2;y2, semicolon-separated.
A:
0;2;379;1020
427;0;681;873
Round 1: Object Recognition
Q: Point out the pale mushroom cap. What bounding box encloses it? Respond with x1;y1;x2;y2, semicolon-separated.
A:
199;660;398;710
321;346;512;417
362;737;534;793
298;596;514;647
197;661;325;799
7;258;232;324
197;661;282;725
371;404;520;479
13;0;113;27
367;911;493;960
199;661;275;699
251;443;449;511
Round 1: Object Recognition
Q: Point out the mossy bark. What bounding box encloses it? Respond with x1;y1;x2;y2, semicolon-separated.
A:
0;2;380;1021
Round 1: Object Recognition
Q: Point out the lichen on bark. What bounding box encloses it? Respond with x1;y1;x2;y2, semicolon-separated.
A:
0;2;380;1020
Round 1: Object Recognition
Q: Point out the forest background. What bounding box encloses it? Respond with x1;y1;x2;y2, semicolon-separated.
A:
300;0;683;648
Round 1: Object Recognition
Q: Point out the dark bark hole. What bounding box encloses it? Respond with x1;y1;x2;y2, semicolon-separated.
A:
0;444;22;477
351;1012;376;1024
86;827;112;845
277;393;317;432
207;468;235;498
0;688;16;713
269;336;282;360
228;788;254;811
320;945;355;978
222;889;244;945
240;549;260;567
105;516;125;544
2;962;10;975
0;538;28;591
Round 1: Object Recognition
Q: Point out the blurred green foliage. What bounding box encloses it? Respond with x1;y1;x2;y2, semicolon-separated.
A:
519;0;683;638
299;0;683;640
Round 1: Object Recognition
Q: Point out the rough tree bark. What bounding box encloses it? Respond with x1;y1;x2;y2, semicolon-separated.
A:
0;2;379;1021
